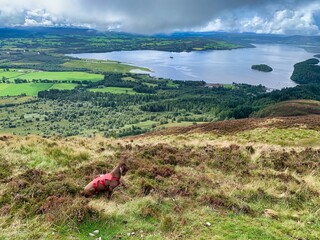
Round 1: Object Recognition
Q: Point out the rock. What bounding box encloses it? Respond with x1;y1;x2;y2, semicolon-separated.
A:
89;233;95;237
205;222;211;227
93;230;100;234
264;209;279;219
96;237;102;240
126;232;135;237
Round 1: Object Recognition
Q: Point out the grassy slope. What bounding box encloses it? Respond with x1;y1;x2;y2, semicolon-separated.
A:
0;116;320;239
253;100;320;118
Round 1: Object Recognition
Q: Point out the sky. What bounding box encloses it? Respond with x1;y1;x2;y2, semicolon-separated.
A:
0;0;319;35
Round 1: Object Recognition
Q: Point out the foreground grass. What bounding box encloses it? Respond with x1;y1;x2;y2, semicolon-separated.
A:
0;120;320;239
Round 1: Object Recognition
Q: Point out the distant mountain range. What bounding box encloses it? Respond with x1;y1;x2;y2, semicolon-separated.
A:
1;27;319;47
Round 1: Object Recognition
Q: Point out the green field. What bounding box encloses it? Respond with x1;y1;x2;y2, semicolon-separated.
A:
0;69;25;79
0;69;104;82
167;80;179;88
89;87;138;95
0;83;53;96
122;76;136;81
0;83;78;96
123;120;158;129
0;69;104;96
63;59;150;74
223;84;235;89
143;82;158;87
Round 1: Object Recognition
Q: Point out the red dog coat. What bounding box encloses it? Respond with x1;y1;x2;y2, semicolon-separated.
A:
92;173;120;193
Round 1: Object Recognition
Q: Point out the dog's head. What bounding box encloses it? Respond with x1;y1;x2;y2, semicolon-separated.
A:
119;163;128;176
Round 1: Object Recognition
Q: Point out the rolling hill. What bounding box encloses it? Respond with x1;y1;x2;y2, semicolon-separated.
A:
253;100;320;118
0;116;320;239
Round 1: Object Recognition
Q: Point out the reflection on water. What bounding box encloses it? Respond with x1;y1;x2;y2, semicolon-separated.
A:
68;44;314;89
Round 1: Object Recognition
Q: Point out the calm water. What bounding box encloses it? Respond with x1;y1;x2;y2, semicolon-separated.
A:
68;44;314;89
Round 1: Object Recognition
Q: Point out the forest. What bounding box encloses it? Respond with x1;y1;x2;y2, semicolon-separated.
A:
291;58;320;84
2;70;320;137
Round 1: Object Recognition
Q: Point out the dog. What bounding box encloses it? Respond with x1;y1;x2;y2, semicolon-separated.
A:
83;161;128;199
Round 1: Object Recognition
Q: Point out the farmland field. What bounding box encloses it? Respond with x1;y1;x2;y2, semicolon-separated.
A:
62;59;150;73
0;83;53;96
0;70;104;82
21;71;104;82
0;69;25;79
0;83;79;96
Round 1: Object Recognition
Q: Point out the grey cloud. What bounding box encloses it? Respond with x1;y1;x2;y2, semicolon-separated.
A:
0;0;319;34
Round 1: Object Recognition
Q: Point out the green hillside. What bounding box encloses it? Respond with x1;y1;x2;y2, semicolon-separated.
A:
253;100;320;118
0;116;320;239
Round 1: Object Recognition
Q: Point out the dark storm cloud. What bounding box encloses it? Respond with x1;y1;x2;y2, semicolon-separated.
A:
0;0;319;34
75;0;317;32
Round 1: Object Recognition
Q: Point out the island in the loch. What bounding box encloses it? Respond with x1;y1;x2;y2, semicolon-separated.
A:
251;64;273;72
314;54;320;58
